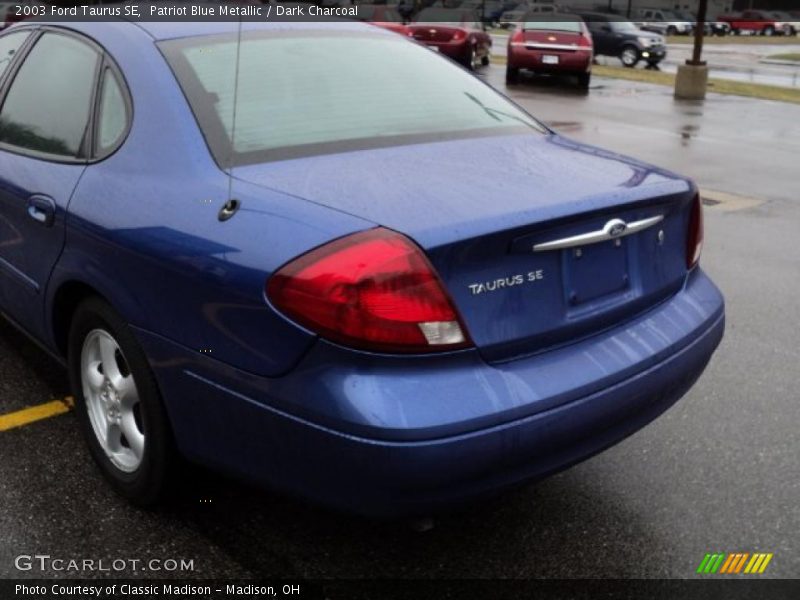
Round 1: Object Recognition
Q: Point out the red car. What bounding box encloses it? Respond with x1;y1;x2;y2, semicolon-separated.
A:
506;14;593;88
357;5;413;37
408;8;492;70
718;11;778;36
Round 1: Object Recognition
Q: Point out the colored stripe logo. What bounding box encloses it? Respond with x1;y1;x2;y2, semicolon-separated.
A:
696;552;773;574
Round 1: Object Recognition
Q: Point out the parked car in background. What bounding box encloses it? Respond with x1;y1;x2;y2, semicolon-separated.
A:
429;0;462;8
673;10;731;37
458;0;504;24
577;12;665;68
767;11;799;36
0;3;16;29
0;20;723;516
636;8;693;36
718;11;778;36
506;13;593;87
408;8;492;69
356;5;412;36
1;0;44;27
389;0;416;21
499;2;561;28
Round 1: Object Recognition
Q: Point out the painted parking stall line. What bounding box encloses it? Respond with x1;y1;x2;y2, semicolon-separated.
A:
0;397;74;432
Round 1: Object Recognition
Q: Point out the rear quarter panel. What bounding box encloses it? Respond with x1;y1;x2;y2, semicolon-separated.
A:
49;23;374;376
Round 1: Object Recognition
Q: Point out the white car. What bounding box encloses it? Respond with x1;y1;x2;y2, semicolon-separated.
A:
499;1;561;28
768;11;799;36
636;8;693;35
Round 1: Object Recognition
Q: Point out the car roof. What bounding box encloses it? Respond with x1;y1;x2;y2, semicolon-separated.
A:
135;20;379;41
521;12;580;20
574;11;609;19
574;12;633;22
21;19;380;43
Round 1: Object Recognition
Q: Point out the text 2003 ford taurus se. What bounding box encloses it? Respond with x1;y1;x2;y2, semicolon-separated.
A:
0;21;723;515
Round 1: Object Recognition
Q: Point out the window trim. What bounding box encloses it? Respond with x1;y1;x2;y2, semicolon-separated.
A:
0;27;36;93
0;25;132;165
91;58;133;161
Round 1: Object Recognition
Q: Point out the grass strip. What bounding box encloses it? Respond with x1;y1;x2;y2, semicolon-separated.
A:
666;35;800;45
764;52;800;61
489;56;800;104
592;64;800;104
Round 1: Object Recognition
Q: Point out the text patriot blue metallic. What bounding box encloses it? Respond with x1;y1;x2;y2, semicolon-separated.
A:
0;20;724;515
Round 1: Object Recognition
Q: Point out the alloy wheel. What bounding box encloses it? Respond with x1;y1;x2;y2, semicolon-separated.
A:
621;47;638;67
81;329;145;473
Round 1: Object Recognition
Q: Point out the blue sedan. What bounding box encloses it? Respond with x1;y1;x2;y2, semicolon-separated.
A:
0;20;724;515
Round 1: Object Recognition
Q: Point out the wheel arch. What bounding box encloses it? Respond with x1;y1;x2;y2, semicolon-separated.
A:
50;280;113;358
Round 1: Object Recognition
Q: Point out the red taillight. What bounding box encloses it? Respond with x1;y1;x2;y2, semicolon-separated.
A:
267;228;472;353
578;33;593;48
452;29;466;42
687;194;704;269
510;28;524;43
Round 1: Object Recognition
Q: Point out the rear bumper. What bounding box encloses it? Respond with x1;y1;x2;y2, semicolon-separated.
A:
136;269;724;516
508;47;592;73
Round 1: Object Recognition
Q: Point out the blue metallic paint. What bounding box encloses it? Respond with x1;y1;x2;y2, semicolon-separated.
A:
0;21;725;514
134;270;723;516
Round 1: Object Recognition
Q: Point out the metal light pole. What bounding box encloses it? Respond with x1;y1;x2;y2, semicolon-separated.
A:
689;0;708;66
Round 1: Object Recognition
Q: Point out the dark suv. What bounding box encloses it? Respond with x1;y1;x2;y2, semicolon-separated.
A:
576;12;667;68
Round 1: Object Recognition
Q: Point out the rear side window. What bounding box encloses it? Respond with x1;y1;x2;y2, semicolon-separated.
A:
0;32;99;158
96;68;128;154
0;30;29;80
524;20;583;32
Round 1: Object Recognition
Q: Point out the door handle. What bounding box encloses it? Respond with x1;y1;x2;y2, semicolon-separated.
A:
27;195;56;228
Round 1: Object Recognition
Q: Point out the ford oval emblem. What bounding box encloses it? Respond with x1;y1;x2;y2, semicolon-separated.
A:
607;219;628;238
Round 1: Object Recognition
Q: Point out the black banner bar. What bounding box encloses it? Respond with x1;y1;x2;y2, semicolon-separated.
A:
3;579;800;600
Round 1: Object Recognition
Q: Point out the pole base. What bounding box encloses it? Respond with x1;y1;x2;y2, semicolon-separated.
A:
674;64;709;100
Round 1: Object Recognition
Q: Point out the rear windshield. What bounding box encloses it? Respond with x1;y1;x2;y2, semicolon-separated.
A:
160;31;544;166
523;20;582;32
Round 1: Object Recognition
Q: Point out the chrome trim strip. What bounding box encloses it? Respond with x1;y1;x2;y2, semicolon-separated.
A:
0;255;39;292
510;42;592;51
533;215;664;252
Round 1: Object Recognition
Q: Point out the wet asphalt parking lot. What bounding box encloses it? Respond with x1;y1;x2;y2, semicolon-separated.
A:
1;67;798;580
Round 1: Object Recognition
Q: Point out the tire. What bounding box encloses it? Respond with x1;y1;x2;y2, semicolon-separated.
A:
666;25;677;36
68;297;175;505
505;65;519;84
782;24;794;36
576;71;591;89
620;45;639;68
763;25;774;36
481;53;490;67
463;44;476;70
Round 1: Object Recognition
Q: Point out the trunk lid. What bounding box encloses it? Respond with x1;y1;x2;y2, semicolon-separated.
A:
236;133;695;363
409;24;460;43
522;29;584;49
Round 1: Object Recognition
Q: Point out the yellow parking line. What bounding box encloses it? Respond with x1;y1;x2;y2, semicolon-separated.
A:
0;397;74;432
